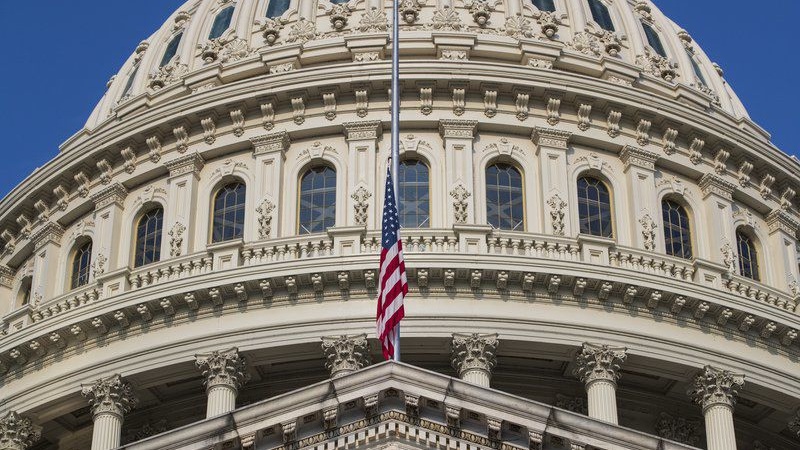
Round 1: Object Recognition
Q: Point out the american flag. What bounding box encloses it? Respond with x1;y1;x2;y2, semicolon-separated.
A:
376;166;408;360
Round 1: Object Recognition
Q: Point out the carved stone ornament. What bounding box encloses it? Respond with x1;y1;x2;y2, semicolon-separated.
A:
547;193;567;236
533;10;560;38
502;14;534;39
260;17;286;45
168;222;186;257
638;213;657;251
637;47;677;82
256;199;275;239
399;0;423;25
591;28;623;56
450;333;499;378
321;334;371;379
468;0;493;27
721;239;736;274
328;3;353;31
554;394;588;415
92;253;107;279
573;343;627;386
351;186;372;226
358;7;388;32
655;412;702;446
81;374;139;418
195;348;250;392
0;411;42;449
449;184;471;224
148;61;188;90
126;419;168;443
569;32;602;57
688;365;745;411
287;18;317;43
789;409;800;439
431;6;463;31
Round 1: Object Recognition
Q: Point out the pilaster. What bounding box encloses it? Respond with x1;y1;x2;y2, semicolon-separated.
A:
251;132;290;239
689;366;744;450
0;411;42;450
619;146;659;250
343;122;381;230
164;153;205;256
195;348;249;418
91;183;128;272
573;342;627;424
81;374;138;450
533;127;572;236
321;334;370;379
29;222;64;304
698;173;737;267
450;332;499;387
765;209;800;292
439;120;478;227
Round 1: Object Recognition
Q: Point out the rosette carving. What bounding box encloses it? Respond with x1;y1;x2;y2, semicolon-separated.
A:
637;47;677;82
573;343;627;386
287;18;317;43
195;348;250;392
450;333;499;378
358;7;388;32
148;61;188;90
321;334;370;378
689;365;745;410
81;374;139;418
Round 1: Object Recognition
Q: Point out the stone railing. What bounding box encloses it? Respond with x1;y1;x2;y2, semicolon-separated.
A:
241;234;334;266
487;231;581;261
30;283;101;324
400;229;460;253
609;246;696;281
724;273;797;312
127;253;213;290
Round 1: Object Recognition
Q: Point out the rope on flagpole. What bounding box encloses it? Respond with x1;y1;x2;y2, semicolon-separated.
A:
390;0;401;362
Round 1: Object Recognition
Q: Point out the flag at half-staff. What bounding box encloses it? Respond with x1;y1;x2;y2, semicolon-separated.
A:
376;166;408;360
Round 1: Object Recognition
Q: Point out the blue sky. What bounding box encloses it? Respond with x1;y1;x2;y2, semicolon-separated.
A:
0;1;797;196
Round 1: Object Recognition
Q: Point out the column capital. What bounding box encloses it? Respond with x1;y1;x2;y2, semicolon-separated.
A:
438;119;478;140
766;209;799;236
619;145;659;171
91;182;128;209
30;222;65;251
0;411;42;450
789;408;800;439
531;127;572;149
321;334;370;379
164;152;205;178
195;348;250;392
81;374;138;418
450;333;499;377
251;131;291;156
573;342;627;386
342;121;383;141
698;173;736;201
689;365;745;411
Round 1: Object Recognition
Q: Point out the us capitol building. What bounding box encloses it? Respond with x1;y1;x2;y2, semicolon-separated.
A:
1;0;799;449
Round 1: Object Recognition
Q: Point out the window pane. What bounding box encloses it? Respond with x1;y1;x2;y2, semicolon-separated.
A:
486;164;524;231
533;0;556;12
299;167;337;234
266;0;290;18
577;177;613;238
642;22;667;58
160;33;183;67
661;200;692;259
121;65;139;98
135;208;164;267
687;50;707;85
736;230;760;281
213;183;246;242
209;7;234;40
399;160;430;228
587;0;614;31
71;242;93;289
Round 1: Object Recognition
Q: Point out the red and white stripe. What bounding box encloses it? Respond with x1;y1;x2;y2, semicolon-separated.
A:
376;239;408;359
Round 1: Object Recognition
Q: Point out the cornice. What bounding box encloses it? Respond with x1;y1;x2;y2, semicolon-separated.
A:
342;121;383;141
620;145;659;171
766;209;800;236
532;127;572;149
90;182;128;209
698;173;737;200
164;152;205;177
30;222;65;250
251;131;291;155
438;119;477;140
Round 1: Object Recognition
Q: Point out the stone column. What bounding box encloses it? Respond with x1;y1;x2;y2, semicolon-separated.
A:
195;348;250;418
81;374;138;450
163;153;204;255
251;132;289;239
321;334;370;379
450;333;499;387
439;120;478;228
573;343;627;424
619;146;659;251
689;365;745;450
533;127;573;236
0;411;42;450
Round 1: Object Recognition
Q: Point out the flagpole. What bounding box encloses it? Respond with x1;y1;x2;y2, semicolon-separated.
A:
390;0;401;362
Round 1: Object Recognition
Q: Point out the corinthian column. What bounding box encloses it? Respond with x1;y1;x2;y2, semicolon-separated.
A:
450;333;499;387
573;343;627;424
81;375;138;450
195;348;250;418
321;334;370;379
689;365;745;450
0;411;42;450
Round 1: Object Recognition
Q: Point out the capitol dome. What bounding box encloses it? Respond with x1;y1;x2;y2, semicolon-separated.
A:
1;0;799;449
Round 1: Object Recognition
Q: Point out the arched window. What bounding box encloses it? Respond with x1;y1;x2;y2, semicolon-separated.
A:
399;160;430;228
266;0;290;18
120;65;139;99
687;50;707;85
135;208;164;267
577;177;613;238
212;182;246;242
299;166;337;234
662;200;692;259
209;6;234;39
641;21;667;58
18;276;32;307
160;32;183;67
736;229;760;281
532;0;556;12
486;163;524;231
587;0;614;31
71;241;93;289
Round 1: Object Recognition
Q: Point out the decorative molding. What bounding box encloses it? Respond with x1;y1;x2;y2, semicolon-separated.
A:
251;131;291;155
449;184;471;224
698;173;736;200
195;348;249;391
620;146;658;171
439;120;477;140
320;334;370;379
81;374;138;418
450;333;499;379
146;136;162;163
532;127;571;149
91;183;128;209
573;342;627;386
639;213;657;251
547;193;567;236
351;186;372;226
766;209;799;235
168;222;186;258
342;121;382;141
689;365;745;411
165;152;205;177
256;199;275;239
655;412;702;446
358;6;388;32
